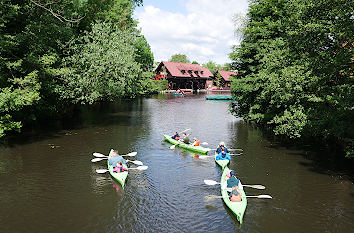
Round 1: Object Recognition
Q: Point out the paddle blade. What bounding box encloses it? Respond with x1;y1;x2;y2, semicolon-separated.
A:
170;145;176;149
130;165;148;170
204;180;220;186
229;148;243;151
123;152;137;157
201;142;208;145
257;195;272;199
229;153;242;156
126;160;143;166
93;152;108;158
243;184;265;190
96;169;108;174
204;195;222;201
91;158;107;162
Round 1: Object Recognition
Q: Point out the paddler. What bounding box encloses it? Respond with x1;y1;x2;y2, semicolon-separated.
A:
192;137;200;146
182;132;190;144
216;141;229;154
171;132;180;140
227;170;240;188
229;185;242;202
215;148;231;160
108;149;126;167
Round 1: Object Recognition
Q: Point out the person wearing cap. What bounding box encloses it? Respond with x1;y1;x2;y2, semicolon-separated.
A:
227;170;240;188
192;137;200;146
216;141;229;154
182;132;190;144
215;148;231;160
171;132;180;140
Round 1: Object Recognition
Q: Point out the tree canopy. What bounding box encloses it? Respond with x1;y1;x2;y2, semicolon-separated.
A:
230;0;353;157
169;54;190;63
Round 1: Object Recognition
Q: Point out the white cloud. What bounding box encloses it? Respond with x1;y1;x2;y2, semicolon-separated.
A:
135;0;249;64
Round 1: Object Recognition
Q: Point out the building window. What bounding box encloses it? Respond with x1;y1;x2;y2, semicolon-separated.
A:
201;71;204;74
188;70;192;74
181;70;185;74
194;71;198;74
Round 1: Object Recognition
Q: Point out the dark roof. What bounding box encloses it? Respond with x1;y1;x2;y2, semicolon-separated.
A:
157;61;213;78
217;70;237;81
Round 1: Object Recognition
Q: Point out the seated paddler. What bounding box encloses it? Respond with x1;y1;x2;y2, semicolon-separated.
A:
171;132;180;140
215;148;231;160
108;149;126;167
216;141;229;154
227;170;240;188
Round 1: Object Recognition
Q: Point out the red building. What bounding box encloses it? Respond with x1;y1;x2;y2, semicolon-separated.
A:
155;61;213;90
214;70;237;90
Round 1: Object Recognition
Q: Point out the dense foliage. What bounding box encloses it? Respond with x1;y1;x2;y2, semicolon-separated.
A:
230;0;353;157
0;0;155;138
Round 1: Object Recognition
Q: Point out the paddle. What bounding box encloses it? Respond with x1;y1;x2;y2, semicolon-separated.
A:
91;157;143;166
208;148;243;152
198;153;242;159
204;194;272;201
93;152;137;158
204;179;266;190
96;166;148;174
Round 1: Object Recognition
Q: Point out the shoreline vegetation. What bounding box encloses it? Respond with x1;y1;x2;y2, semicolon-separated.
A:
1;0;352;159
229;0;353;158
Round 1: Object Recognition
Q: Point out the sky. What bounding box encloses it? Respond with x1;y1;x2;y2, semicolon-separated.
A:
134;0;249;65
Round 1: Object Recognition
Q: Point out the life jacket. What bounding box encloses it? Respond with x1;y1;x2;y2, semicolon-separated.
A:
175;136;180;140
194;140;200;146
230;191;242;202
113;166;123;173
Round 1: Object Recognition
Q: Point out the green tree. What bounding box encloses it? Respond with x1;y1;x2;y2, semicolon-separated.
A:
192;61;199;64
169;54;190;63
230;0;354;157
202;61;223;74
57;22;142;104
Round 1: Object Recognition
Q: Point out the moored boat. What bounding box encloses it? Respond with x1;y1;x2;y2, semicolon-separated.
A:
205;95;233;100
107;150;129;187
163;134;209;155
221;167;247;225
214;152;230;170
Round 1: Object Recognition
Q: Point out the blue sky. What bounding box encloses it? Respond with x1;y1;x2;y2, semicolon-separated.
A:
134;0;249;65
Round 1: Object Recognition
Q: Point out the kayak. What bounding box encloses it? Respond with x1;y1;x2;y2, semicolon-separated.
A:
221;167;247;225
206;95;233;100
163;134;209;155
107;150;128;187
214;152;230;170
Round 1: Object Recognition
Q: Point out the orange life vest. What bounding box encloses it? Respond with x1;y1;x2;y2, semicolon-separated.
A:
194;140;200;146
175;137;180;140
230;193;242;202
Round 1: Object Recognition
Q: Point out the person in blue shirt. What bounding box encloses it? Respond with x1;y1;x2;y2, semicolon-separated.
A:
171;132;180;140
215;148;231;160
216;141;229;154
108;149;126;167
227;170;240;188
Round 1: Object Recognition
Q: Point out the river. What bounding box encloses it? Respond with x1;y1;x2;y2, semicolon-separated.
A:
0;93;353;233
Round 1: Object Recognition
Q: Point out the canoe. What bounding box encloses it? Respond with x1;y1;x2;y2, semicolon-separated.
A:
214;152;230;170
221;167;247;225
163;134;209;155
107;150;128;187
205;95;233;100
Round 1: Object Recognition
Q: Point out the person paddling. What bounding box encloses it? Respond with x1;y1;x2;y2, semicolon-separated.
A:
192;137;200;146
113;161;128;173
182;132;190;144
229;185;242;202
227;170;240;188
108;149;126;167
216;141;229;154
171;132;180;140
215;148;231;160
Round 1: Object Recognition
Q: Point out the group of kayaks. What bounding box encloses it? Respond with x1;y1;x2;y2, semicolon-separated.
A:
163;134;247;225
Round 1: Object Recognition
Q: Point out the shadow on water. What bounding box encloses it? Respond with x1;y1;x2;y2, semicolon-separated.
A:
1;99;147;148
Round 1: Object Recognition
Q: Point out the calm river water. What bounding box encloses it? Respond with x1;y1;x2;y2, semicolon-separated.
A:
0;93;353;233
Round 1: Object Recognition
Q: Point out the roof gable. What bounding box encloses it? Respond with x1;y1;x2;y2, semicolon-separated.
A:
217;70;237;81
158;61;213;78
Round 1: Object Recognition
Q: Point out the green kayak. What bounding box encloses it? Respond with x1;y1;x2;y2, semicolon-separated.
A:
163;134;209;155
214;152;230;170
107;150;128;187
205;95;233;100
221;167;247;225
